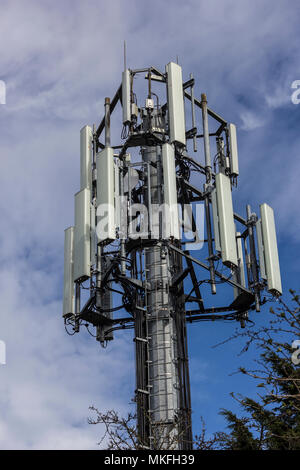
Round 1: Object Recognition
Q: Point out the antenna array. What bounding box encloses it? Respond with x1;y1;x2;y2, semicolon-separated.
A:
63;61;282;449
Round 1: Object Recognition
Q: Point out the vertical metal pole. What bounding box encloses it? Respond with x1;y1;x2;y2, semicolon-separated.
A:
216;137;226;173
157;150;163;239
96;247;102;309
91;124;97;294
201;94;216;294
92;124;96;168
190;74;197;153
246;205;260;311
75;282;80;314
96;111;104;308
148;69;152;99
243;236;252;288
120;160;126;276
124;40;127;71
147;162;152;238
105;97;111;148
201;93;212;183
74;282;80;333
205;196;216;295
90;128;95;296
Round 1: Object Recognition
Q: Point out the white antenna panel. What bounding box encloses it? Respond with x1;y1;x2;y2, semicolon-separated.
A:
96;147;116;242
260;203;282;295
122;69;131;125
166;62;186;146
63;226;75;317
80;125;92;190
228;123;239;177
162;143;180;239
215;173;238;267
74;188;91;282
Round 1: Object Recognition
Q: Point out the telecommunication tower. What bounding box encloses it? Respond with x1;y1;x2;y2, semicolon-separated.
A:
63;60;282;449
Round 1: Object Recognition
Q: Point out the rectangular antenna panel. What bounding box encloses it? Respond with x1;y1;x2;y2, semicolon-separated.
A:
122;69;131;125
211;188;221;252
96;147;115;242
162;143;180;239
228;123;239;176
80;125;92;190
215;173;238;267
63;226;75;317
256;219;267;280
166;62;186;146
74;188;91;282
260;203;282;295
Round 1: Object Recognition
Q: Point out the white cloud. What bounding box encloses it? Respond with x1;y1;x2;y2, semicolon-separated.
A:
0;0;299;449
240;111;265;131
265;85;291;109
0;259;134;449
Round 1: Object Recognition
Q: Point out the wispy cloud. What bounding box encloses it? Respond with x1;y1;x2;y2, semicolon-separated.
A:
265;85;291;109
240;111;265;131
0;0;299;448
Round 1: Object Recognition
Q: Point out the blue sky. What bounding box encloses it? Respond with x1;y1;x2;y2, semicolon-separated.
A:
0;0;299;449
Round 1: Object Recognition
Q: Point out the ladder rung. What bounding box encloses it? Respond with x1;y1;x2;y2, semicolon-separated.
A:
134;337;148;343
136;305;146;311
137;388;149;395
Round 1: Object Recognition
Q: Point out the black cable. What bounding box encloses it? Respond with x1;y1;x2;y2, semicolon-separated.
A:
185;279;209;302
96;304;126;313
64;323;76;336
86;324;97;337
